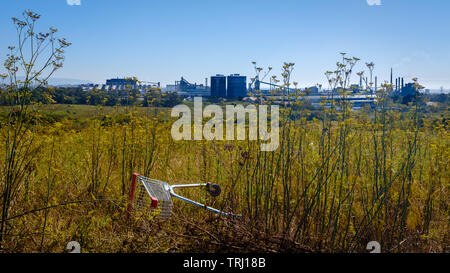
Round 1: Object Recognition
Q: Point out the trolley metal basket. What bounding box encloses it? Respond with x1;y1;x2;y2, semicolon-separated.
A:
126;173;236;220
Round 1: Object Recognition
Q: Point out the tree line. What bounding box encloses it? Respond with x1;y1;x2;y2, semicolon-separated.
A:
0;86;184;107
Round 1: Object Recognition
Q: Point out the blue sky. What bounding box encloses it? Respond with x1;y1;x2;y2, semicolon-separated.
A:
1;0;449;89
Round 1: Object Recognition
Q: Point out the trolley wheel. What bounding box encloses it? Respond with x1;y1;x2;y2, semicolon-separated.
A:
207;183;221;197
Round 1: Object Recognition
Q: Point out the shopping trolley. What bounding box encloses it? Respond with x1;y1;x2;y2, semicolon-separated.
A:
126;173;238;220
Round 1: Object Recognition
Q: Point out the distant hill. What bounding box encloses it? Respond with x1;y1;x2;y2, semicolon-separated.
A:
46;77;94;86
8;76;95;86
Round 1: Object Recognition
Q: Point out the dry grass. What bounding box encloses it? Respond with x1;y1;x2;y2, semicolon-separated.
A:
0;103;448;253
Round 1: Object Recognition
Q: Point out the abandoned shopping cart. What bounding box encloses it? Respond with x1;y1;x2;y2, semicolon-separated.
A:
126;173;237;220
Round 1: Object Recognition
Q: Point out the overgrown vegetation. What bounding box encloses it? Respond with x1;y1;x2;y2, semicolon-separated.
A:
0;101;448;253
0;11;448;253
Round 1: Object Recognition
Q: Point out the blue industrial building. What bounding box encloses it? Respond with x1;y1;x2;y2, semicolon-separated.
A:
210;74;227;98
226;74;247;98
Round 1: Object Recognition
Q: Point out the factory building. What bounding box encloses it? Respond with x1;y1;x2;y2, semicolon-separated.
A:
226;74;247;98
210;74;227;98
165;77;210;97
105;78;137;91
400;83;417;96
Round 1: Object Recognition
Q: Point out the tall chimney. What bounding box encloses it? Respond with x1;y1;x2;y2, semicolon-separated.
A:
390;68;393;85
375;76;378;92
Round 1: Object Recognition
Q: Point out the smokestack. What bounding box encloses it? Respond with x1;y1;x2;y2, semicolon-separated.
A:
390;68;393;85
375;76;378;92
205;78;208;88
396;78;398;91
401;78;404;89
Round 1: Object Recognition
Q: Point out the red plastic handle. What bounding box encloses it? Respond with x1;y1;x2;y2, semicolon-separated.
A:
150;196;158;209
126;173;141;219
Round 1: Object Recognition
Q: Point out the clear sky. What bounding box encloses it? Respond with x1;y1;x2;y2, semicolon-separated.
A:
1;0;449;89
